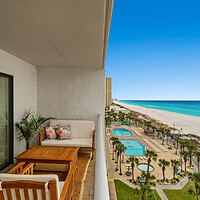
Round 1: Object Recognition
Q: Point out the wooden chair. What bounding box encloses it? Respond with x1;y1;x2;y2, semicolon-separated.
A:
0;162;75;200
7;162;34;175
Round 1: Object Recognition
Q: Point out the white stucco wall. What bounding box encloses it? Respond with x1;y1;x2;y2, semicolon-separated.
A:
37;67;105;127
0;49;37;157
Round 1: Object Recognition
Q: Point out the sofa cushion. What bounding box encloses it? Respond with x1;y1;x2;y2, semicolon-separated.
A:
50;120;95;138
0;173;60;199
56;125;72;140
45;126;57;140
41;138;93;147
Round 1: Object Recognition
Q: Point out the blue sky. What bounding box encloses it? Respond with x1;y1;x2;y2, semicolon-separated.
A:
105;0;200;100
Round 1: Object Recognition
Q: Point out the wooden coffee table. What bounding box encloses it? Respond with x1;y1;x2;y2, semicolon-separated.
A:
15;146;79;170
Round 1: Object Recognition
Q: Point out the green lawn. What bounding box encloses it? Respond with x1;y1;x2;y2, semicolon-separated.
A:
163;181;196;200
114;180;161;200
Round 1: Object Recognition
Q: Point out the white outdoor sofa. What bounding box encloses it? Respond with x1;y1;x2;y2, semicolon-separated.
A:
39;120;96;159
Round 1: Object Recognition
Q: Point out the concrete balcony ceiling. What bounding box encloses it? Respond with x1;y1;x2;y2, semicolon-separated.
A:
0;0;113;68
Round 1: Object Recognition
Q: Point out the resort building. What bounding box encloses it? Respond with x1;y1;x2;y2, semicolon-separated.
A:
0;1;114;200
105;77;112;108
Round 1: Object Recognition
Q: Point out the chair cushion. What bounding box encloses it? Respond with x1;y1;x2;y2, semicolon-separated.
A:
59;181;65;194
41;138;93;147
50;120;95;138
0;173;60;199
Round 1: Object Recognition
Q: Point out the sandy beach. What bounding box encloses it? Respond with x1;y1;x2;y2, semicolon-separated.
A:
114;101;200;136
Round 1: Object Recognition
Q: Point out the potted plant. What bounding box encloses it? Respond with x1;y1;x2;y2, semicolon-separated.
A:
16;111;55;150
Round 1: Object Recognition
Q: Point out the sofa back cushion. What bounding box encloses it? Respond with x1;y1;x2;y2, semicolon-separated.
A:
45;126;57;140
50;120;95;138
0;173;60;199
56;125;72;140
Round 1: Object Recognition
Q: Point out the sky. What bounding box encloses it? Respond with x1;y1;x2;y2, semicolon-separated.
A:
105;0;200;100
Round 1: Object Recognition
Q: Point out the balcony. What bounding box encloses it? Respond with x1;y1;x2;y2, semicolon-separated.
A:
0;0;114;199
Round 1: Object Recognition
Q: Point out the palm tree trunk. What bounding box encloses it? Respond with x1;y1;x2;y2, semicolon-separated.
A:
116;153;119;169
112;144;115;160
173;167;175;179
190;156;192;167
131;164;134;182
119;153;122;175
198;159;200;172
196;186;199;200
180;160;183;172
115;150;118;163
142;193;147;200
163;168;165;181
147;160;150;173
185;160;187;172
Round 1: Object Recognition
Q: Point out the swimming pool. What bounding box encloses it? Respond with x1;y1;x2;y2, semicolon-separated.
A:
138;163;154;172
120;139;146;156
112;128;133;137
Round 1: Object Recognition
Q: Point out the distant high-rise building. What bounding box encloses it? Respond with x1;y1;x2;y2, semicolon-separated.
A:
105;77;112;107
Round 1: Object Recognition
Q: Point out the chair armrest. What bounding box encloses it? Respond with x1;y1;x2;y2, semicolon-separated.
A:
7;162;25;174
60;166;76;200
21;163;35;175
39;129;46;144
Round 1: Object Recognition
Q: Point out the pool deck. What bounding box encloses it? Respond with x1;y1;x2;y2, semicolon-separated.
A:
106;125;180;180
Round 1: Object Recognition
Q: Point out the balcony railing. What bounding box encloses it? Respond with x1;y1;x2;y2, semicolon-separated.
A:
94;114;110;200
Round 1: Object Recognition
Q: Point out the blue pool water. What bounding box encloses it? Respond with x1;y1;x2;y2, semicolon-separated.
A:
112;128;133;137
138;163;154;172
120;139;146;156
119;100;200;117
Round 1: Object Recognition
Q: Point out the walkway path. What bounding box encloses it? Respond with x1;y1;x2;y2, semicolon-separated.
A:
159;176;189;190
156;184;168;200
119;179;139;189
143;139;161;153
150;139;169;152
131;127;142;136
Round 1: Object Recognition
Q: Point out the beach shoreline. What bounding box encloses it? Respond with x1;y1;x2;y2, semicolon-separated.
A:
114;100;200;136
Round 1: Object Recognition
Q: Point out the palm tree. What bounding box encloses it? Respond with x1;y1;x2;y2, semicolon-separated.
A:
186;142;197;167
137;172;156;200
145;150;158;173
158;159;170;182
175;137;181;154
110;137;118;160
118;144;127;175
188;172;200;200
179;139;185;151
180;157;183;172
105;116;112;128
195;151;200;172
126;156;139;183
181;151;190;172
170;159;180;179
113;140;121;162
115;143;121;170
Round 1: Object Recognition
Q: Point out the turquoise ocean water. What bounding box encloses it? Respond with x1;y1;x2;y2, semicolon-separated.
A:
119;100;200;117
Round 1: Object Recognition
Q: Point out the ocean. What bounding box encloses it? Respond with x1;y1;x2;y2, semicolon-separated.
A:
119;100;200;117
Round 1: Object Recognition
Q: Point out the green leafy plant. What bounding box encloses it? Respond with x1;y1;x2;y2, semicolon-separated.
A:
16;111;55;150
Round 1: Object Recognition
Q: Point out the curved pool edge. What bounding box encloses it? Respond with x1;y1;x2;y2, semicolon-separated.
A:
137;163;155;172
112;128;134;137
